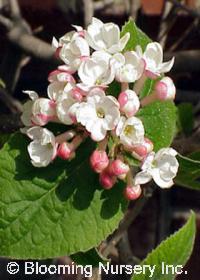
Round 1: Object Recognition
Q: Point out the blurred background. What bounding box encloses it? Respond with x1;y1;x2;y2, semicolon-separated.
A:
0;0;200;279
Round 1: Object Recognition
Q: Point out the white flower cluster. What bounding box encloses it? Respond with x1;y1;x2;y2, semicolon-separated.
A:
21;18;179;200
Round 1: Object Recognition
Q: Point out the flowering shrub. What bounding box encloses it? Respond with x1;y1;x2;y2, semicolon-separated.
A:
0;19;197;274
21;18;178;198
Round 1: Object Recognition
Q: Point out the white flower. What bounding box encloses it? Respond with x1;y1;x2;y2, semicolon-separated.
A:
76;88;120;141
78;51;115;87
111;52;144;83
53;25;89;72
116;116;145;148
31;98;56;126
59;35;90;72
134;148;179;188
47;80;72;101
56;83;81;125
21;91;38;127
136;42;174;76
86;17;130;54
21;91;57;127
27;127;57;167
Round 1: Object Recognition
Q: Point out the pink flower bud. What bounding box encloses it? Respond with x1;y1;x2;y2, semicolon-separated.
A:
155;77;176;100
90;150;109;173
132;138;154;160
109;159;130;177
57;142;74;160
124;185;142;200
118;90;140;117
99;171;116;190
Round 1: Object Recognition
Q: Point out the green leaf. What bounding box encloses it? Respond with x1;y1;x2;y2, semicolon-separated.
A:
132;212;196;280
177;103;194;136
175;154;200;190
0;133;127;259
71;248;107;267
139;78;156;98
137;101;177;151
121;19;151;52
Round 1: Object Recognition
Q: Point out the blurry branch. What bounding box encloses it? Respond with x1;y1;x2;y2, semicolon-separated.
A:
83;0;93;27
129;0;141;21
0;13;56;62
0;113;22;132
169;18;199;51
158;1;175;48
93;0;114;11
165;50;200;73
173;126;200;154
0;87;22;113
9;0;21;19
0;0;58;93
167;0;200;18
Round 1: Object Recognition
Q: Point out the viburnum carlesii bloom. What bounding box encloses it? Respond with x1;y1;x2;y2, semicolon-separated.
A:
76;88;120;141
136;42;174;77
56;83;82;125
53;26;89;72
116;116;145;148
78;51;115;88
111;52;144;83
21;91;57;127
118;89;140;117
21;91;38;127
86;17;130;54
90;149;109;173
26;126;57;167
134;148;179;188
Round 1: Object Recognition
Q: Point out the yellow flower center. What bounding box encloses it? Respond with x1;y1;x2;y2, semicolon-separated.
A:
124;125;134;136
97;108;105;118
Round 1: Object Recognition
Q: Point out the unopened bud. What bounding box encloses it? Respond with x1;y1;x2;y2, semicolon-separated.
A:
132;138;154;160
57;142;75;160
108;159;130;177
90;150;109;173
118;90;140;117
124;185;142;200
99;171;117;190
155;77;176;100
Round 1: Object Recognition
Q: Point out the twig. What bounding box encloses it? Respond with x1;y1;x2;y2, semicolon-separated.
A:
9;0;21;19
0;87;22;113
94;0;114;11
129;0;141;21
83;0;93;27
0;113;22;132
167;0;200;18
158;1;174;48
169;18;199;51
0;14;13;29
